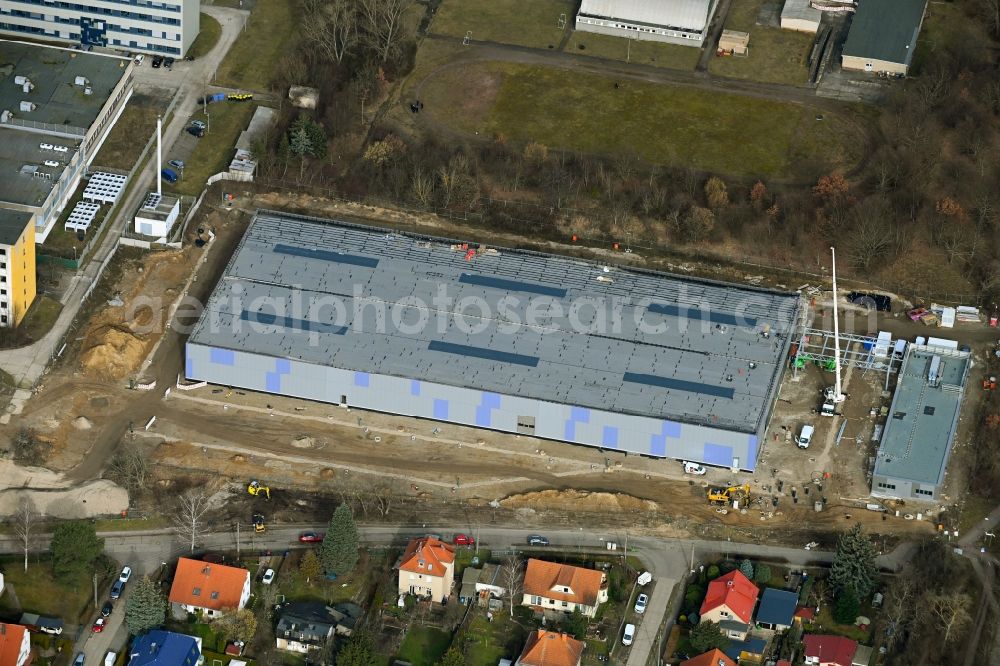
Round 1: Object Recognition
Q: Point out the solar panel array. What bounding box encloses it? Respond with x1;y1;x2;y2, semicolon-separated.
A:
83;172;127;204
190;211;800;430
64;200;99;232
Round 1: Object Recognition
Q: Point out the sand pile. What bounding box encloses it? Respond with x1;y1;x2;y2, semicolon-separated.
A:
80;325;147;380
291;436;315;448
0;478;128;519
73;416;92;430
500;489;658;513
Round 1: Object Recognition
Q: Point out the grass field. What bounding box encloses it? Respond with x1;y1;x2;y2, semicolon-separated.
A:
167;102;256;196
431;0;572;49
215;0;297;90
19;296;62;343
0;556;108;623
187;13;222;60
418;60;863;177
93;92;168;170
708;0;814;86
564;31;702;70
395;626;452;666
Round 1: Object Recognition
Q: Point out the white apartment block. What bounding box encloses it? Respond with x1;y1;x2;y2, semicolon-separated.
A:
0;0;199;56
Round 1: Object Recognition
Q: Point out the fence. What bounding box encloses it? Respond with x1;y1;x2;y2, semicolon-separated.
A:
1;116;86;138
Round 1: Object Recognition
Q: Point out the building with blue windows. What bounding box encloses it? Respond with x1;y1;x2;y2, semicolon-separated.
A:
185;211;801;472
0;0;199;55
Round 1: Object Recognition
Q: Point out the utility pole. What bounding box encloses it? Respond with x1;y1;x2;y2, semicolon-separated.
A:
236;521;241;559
623;530;629;570
93;573;98;610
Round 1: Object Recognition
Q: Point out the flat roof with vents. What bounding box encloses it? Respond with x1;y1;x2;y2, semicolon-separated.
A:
185;211;801;468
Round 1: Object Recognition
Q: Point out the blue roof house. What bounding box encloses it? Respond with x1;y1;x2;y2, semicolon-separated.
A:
755;588;798;631
129;630;202;666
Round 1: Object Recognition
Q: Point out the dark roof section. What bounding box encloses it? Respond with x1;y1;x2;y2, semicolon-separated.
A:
0;210;32;245
842;0;928;66
755;588;798;626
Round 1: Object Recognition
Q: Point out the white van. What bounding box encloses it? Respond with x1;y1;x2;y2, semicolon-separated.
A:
892;339;907;361
796;424;814;449
622;623;636;646
104;652;116;666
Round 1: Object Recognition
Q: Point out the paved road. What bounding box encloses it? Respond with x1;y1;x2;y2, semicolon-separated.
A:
0;525;917;666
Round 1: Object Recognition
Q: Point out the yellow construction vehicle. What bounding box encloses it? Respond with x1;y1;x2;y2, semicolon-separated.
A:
247;481;271;500
707;483;751;507
252;512;265;533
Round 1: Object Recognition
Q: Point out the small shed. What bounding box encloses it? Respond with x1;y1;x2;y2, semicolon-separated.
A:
460;567;482;605
718;30;750;56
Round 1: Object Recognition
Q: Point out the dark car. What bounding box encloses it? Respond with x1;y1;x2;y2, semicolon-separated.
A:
164;57;175;68
186;126;204;138
184;54;195;61
298;532;324;543
110;579;125;600
151;55;163;68
73;653;85;666
101;601;113;617
526;535;549;546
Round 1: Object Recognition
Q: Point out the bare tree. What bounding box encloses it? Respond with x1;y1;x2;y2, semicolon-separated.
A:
370;485;393;517
172;490;212;553
923;592;972;644
503;554;523;618
12;496;37;572
411;168;435;208
303;0;358;63
107;441;150;492
358;0;413;63
882;577;914;652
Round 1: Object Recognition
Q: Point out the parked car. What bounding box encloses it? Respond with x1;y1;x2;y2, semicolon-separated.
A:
683;461;706;475
104;652;117;666
634;593;648;614
161;168;178;183
101;601;113;618
526;535;549;546
184;54;195;61
74;653;85;666
190;120;206;130
261;568;276;585
453;533;475;546
186;126;204;138
168;159;185;170
622;623;635;646
119;566;132;583
795;424;815;449
164;57;175;68
298;532;323;543
110;579;125;600
92;618;106;633
133;54;144;65
151;55;163;68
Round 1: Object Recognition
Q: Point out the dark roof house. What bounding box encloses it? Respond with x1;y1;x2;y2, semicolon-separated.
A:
841;0;928;75
129;630;202;666
755;588;798;630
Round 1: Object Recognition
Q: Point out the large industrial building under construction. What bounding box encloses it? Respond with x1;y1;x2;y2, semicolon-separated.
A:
185;211;801;471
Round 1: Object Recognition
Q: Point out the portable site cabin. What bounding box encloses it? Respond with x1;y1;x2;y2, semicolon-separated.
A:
718;30;749;55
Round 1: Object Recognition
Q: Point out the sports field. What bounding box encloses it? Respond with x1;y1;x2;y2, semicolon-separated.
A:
431;0;573;49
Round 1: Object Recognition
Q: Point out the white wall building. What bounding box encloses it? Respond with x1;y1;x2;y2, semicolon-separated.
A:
575;0;720;47
0;0;199;56
133;192;179;238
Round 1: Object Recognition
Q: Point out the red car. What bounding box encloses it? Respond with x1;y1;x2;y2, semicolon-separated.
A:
92;618;106;633
453;534;475;546
298;532;324;543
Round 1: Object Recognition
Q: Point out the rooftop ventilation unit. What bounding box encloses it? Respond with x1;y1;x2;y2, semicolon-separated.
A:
19;101;35;113
1;110;12;123
84;87;93;96
44;160;59;168
74;76;89;86
53;145;69;153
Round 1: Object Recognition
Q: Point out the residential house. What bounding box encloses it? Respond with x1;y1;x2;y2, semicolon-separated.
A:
0;622;31;666
803;635;859;666
794;606;816;625
755;588;798;631
275;603;335;654
476;562;506;600
699;570;759;640
722;637;767;663
129;630;202;666
515;629;584;666
168;558;251;617
397;537;456;603
680;648;736;666
459;564;507;606
522;559;608;619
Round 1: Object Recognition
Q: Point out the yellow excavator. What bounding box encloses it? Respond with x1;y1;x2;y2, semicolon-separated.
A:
707;483;751;507
247;480;271;500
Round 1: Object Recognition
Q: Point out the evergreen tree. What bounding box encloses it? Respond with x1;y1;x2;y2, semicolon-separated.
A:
833;587;860;624
689;620;730;653
560;607;587;639
739;559;755;580
436;646;465;666
337;631;378;666
288;118;314;157
124;577;166;635
321;503;359;575
51;521;104;583
829;524;878;598
300;549;322;586
753;563;772;584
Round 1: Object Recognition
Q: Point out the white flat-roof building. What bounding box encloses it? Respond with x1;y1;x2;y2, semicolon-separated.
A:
575;0;720;47
133;192;179;238
780;0;822;33
0;0;199;56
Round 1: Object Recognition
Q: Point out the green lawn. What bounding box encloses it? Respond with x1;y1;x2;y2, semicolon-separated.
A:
187;13;223;60
18;295;62;343
396;626;452;666
166;102;256;197
564;31;702;70
94;516;170;532
0;556;110;624
707;0;814;86
462;615;526;666
93;92;168;170
813;604;873;642
431;0;573;49
418;60;863;177
277;551;365;605
215;0;298;90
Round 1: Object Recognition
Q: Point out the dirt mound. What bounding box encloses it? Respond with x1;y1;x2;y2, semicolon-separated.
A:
80;325;147;380
72;416;92;430
500;489;658;513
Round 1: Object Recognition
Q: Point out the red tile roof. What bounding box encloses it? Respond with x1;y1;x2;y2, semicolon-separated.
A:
680;648;736;666
0;622;29;666
795;606;817;621
523;559;605;608
699;570;759;624
398;537;455;578
518;630;584;666
169;558;249;611
803;634;858;666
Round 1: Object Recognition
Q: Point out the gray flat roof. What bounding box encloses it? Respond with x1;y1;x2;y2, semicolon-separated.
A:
0;39;130;130
874;346;970;486
0;208;32;244
0;127;68;209
578;0;716;32
189;211;800;431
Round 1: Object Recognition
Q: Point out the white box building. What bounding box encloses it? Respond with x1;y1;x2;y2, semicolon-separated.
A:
133;192;179;238
575;0;720;47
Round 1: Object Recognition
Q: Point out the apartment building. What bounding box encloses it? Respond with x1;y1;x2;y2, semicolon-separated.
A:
0;210;36;327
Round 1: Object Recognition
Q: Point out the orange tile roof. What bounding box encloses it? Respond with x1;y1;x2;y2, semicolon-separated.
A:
0;622;29;666
169;558;249;611
699;570;759;624
398;537;455;577
523;559;605;607
518;630;584;666
680;649;736;666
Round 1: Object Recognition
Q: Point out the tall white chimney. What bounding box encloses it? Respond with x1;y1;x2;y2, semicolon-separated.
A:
156;115;162;197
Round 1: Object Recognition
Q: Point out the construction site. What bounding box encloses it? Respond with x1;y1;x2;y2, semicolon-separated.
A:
1;195;995;548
